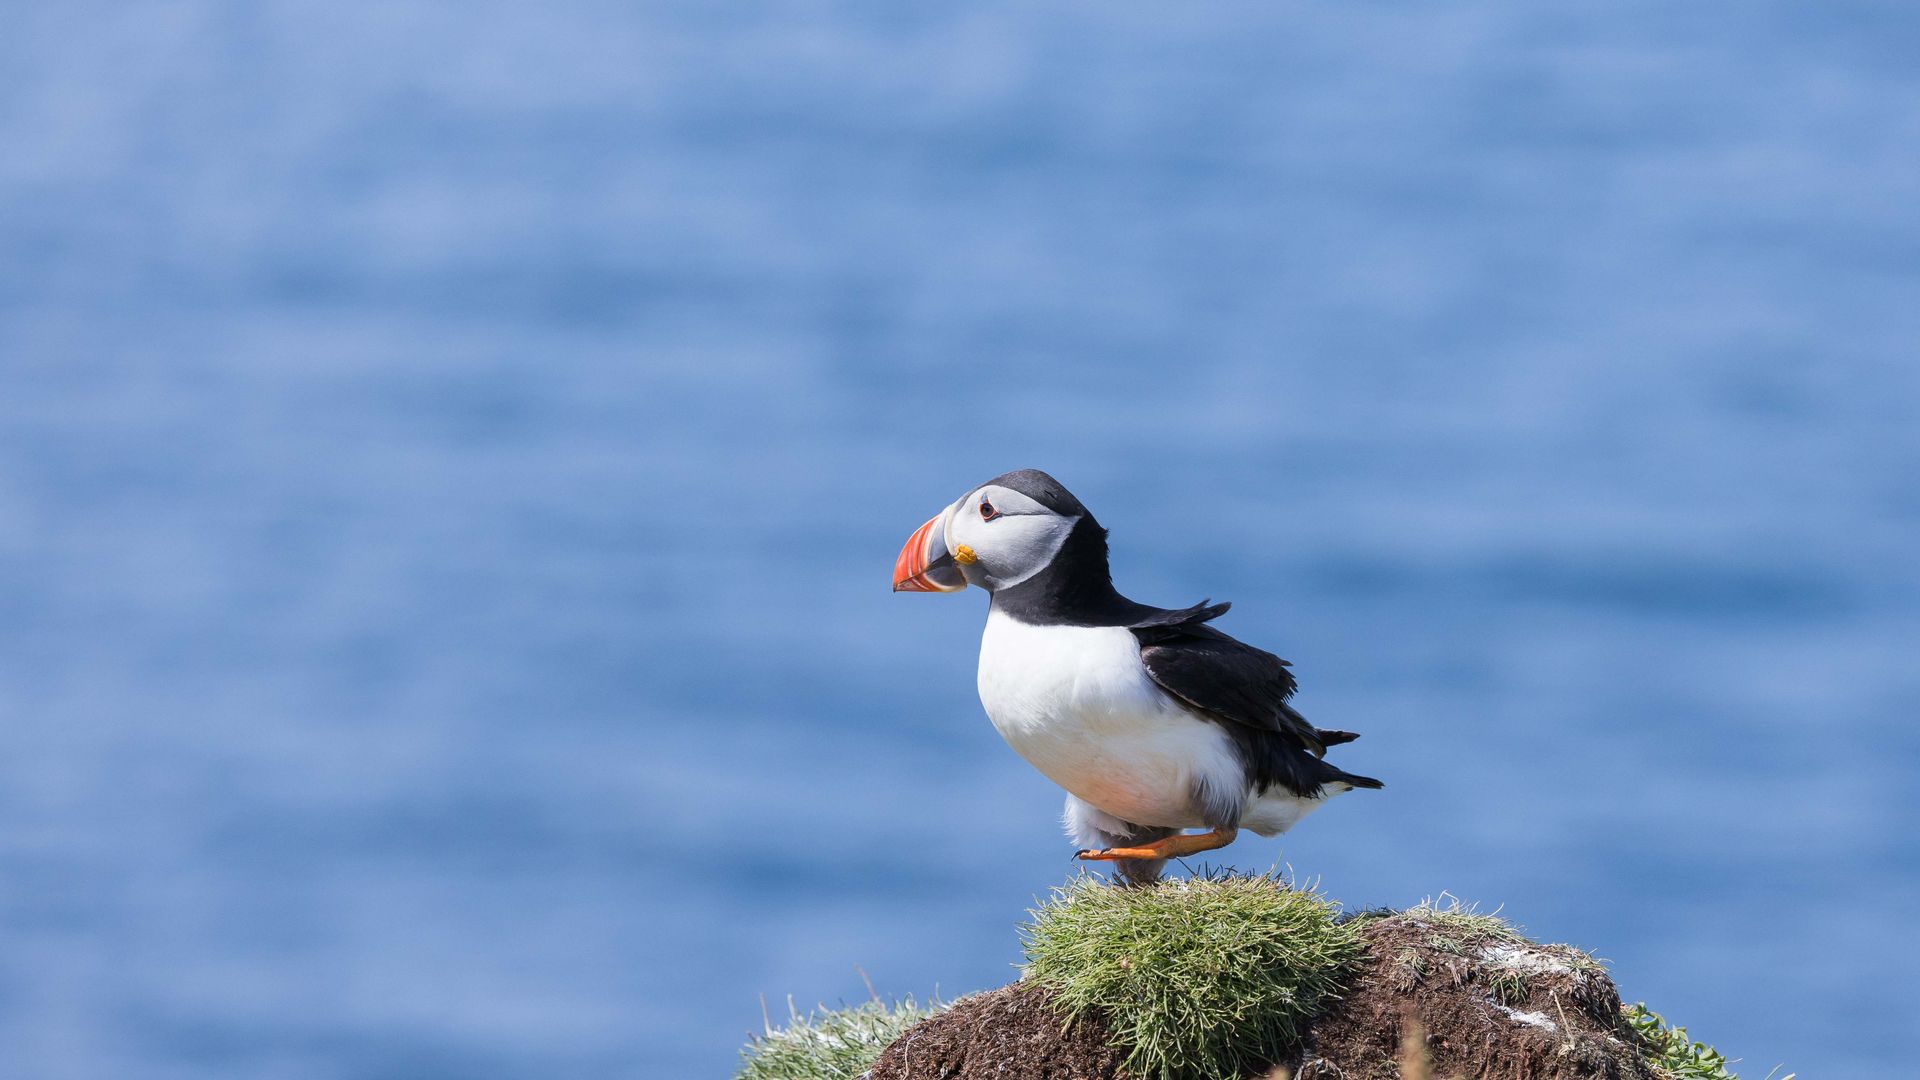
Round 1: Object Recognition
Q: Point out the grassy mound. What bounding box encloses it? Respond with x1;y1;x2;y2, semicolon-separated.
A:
1021;873;1363;1080
748;877;1779;1080
735;996;935;1080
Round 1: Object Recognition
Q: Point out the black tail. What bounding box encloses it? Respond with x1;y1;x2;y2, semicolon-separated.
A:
1280;703;1362;757
1335;769;1384;790
1314;729;1376;787
1301;753;1384;793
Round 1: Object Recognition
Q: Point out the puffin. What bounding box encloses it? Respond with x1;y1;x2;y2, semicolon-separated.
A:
892;468;1380;884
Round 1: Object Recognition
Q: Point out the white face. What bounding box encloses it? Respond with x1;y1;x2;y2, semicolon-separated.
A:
942;483;1080;592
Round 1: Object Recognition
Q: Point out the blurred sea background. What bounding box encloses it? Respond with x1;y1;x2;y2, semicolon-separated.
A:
4;3;1917;1077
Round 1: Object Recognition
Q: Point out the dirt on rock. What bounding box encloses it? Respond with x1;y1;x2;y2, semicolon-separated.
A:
865;912;1657;1080
1292;912;1657;1080
864;983;1129;1080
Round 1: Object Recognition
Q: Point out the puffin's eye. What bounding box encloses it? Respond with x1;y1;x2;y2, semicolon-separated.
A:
979;499;999;521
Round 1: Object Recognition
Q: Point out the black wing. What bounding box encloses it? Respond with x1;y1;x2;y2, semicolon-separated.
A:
1128;600;1326;756
1130;600;1382;799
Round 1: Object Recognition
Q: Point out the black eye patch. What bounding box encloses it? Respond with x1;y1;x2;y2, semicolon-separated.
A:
979;499;1000;520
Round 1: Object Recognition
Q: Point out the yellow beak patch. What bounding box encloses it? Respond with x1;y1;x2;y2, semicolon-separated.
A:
953;544;978;565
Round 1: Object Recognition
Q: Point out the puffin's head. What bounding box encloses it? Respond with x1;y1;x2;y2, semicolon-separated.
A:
893;469;1091;595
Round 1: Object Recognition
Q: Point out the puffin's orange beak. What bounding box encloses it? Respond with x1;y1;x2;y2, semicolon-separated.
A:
893;513;967;592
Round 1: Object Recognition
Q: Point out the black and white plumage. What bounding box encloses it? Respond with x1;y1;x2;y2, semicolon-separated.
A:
893;468;1381;883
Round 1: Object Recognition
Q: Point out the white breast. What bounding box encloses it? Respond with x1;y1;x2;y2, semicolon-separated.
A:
975;607;1241;829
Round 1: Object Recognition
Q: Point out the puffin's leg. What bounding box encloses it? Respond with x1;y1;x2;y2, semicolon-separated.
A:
1076;826;1239;863
1065;796;1174;886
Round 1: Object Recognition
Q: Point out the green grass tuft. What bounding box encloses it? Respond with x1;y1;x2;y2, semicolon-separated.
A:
735;996;936;1080
1623;1001;1778;1080
1021;873;1363;1080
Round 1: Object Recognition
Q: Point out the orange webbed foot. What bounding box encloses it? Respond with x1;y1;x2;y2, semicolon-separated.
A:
1074;826;1238;862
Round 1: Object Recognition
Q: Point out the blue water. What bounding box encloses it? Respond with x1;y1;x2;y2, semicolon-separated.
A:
3;3;1917;1077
